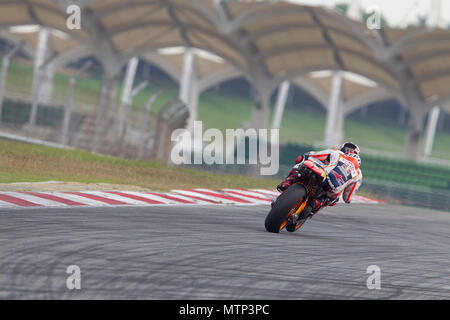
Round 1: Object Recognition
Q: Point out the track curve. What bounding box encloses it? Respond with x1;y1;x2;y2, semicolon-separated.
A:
0;203;449;299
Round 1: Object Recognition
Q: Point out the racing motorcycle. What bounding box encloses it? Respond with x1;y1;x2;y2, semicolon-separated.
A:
265;158;328;233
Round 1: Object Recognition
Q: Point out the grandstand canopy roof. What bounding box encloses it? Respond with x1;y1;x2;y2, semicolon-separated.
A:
6;25;79;55
0;0;450;109
382;27;450;106
305;71;378;102
149;47;228;79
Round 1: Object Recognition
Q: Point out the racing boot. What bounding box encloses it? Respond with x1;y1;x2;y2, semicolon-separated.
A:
311;197;338;214
276;180;292;193
311;198;323;214
276;169;297;192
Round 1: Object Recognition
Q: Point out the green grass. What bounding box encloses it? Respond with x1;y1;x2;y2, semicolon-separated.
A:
198;91;253;130
0;139;278;190
275;109;326;145
4;59;450;161
4;60;33;95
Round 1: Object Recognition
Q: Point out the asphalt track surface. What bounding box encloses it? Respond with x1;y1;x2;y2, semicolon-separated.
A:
0;203;449;299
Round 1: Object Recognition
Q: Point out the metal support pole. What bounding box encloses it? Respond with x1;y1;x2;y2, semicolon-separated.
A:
347;0;362;20
250;89;270;130
60;61;92;145
138;87;165;160
248;88;271;176
92;76;116;153
179;48;198;132
187;79;199;133
403;106;426;161
336;105;345;145
29;28;49;127
29;73;42;126
427;0;442;28
271;81;290;129
28;51;57;129
119;80;148;156
179;49;194;105
118;57;139;136
40;61;55;105
324;71;343;147
424;106;440;157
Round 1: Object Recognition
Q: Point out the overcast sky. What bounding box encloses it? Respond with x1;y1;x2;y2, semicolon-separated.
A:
288;0;450;27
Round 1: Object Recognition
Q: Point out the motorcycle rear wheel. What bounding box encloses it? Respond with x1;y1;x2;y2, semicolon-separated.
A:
264;184;307;233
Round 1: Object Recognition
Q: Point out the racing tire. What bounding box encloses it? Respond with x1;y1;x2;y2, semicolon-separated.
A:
264;184;307;233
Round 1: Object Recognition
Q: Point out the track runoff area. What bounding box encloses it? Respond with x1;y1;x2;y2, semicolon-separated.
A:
1;186;449;306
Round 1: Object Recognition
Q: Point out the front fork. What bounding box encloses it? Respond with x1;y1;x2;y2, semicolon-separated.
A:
284;168;327;230
287;193;310;225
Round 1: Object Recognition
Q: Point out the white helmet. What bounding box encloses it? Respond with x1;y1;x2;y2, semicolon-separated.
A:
340;142;360;156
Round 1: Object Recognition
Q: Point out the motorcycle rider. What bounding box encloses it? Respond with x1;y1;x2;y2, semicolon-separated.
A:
277;142;362;214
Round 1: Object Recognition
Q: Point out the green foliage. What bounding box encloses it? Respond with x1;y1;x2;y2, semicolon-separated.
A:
335;3;348;14
361;11;389;28
0;139;278;190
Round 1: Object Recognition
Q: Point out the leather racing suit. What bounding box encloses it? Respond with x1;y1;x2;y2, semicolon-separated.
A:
278;148;362;213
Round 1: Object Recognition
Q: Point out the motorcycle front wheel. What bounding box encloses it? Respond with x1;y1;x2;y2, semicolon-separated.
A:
264;184;307;233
